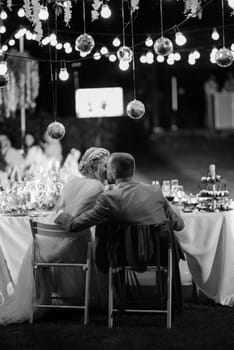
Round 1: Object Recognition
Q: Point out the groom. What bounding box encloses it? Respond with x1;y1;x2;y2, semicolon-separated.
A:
55;152;184;232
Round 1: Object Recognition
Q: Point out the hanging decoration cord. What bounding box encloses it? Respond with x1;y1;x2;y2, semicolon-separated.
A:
159;0;164;37
121;0;126;46
47;20;56;122
130;4;136;100
83;0;87;33
54;14;58;122
221;0;225;47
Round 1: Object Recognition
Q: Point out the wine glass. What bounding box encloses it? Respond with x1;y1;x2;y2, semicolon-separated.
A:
171;179;179;193
162;180;170;197
176;185;184;205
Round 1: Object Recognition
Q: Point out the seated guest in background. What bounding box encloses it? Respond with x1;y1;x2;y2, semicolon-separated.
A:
23;133;46;173
41;130;63;166
0;146;110;325
60;148;81;182
55;152;184;232
0;134;24;181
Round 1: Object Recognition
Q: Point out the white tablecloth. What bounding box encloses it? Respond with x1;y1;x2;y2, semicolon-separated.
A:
176;210;234;306
0;215;32;285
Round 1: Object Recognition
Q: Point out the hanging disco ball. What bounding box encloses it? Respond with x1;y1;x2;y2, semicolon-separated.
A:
154;36;173;57
75;33;95;55
126;99;145;120
117;45;133;63
47;121;66;140
215;47;234;68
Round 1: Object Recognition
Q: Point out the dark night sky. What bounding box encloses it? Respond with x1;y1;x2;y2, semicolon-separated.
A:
2;0;234;127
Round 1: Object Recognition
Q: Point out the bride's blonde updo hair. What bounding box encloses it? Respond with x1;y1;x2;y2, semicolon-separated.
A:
79;147;110;176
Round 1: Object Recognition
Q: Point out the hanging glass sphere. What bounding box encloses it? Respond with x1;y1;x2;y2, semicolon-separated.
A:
154;36;173;57
0;72;9;88
126;99;145;120
47;121;66;140
117;46;133;63
215;47;234;68
75;33;95;55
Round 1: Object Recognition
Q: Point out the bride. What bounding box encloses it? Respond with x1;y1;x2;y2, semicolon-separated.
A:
0;147;110;325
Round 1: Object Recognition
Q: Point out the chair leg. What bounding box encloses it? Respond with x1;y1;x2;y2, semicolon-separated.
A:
84;245;91;325
167;247;172;329
108;267;113;328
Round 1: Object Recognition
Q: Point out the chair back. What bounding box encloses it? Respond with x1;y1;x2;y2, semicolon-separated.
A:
95;220;173;273
30;219;68;239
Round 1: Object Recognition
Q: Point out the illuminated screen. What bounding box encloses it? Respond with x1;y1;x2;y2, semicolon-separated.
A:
75;87;124;118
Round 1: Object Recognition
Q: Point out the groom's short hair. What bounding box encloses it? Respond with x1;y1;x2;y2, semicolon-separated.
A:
110;152;135;179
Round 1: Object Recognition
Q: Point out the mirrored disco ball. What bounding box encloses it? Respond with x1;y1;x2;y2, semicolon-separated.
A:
154;36;173;57
117;46;133;62
0;73;9;88
215;47;234;68
75;33;95;54
47;121;66;140
126;99;145;119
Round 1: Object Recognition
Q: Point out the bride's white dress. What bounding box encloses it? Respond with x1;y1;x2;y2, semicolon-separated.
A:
0;177;104;325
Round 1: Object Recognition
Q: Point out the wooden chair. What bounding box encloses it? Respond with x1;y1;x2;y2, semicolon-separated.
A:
107;223;175;328
29;219;92;325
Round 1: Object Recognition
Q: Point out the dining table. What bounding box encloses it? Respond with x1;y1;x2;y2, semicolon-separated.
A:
176;208;234;307
1;208;234;309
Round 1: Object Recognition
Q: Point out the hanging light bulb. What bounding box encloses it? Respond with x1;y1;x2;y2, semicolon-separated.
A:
47;122;66;140
93;51;101;60
39;5;49;21
112;37;121;47
100;46;108;55
139;55;147;64
109;54;117;62
26;30;33;40
193;50;200;60
2;45;8;52
119;61;129;71
175;31;187;46
227;0;234;9
211;28;220;41
210;47;218;64
17;8;25;18
59;67;69;81
100;3;112;19
0;25;6;34
56;43;63;50
145;36;153;47
156;55;165;63
8;39;15;47
0;10;7;20
174;52;181;61
167;54;175;65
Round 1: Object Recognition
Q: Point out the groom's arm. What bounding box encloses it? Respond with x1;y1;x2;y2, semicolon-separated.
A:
55;193;112;233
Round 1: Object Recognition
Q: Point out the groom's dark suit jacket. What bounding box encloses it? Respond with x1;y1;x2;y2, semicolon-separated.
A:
55;181;184;233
